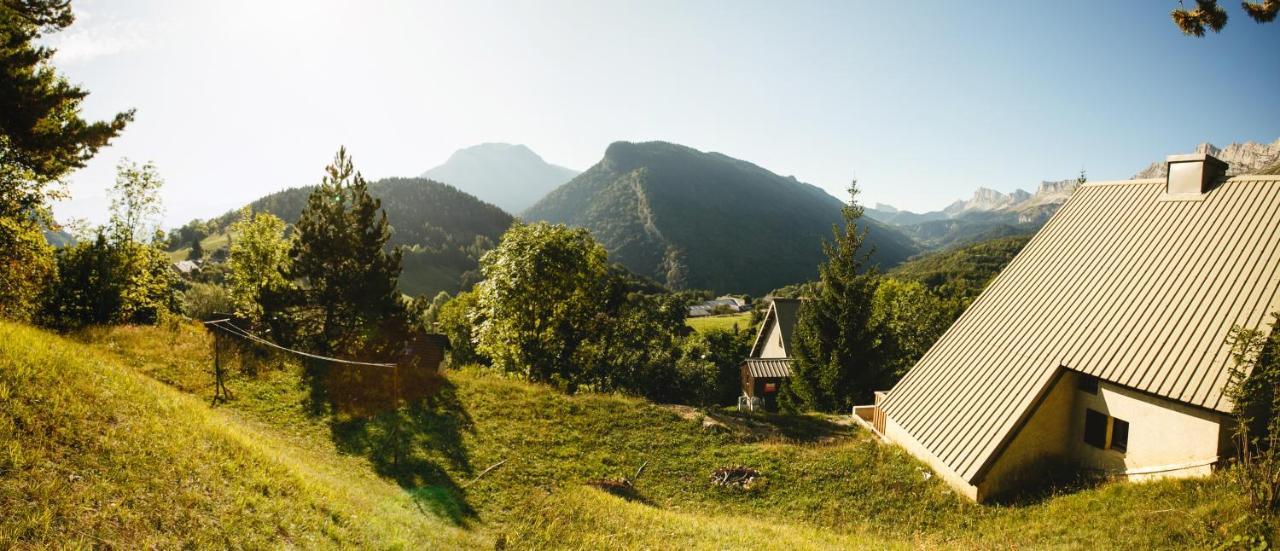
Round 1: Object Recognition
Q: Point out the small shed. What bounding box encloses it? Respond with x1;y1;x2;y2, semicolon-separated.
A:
740;358;792;411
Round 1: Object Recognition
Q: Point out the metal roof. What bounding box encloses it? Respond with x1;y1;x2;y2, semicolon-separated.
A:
743;358;793;378
749;298;801;357
882;175;1280;484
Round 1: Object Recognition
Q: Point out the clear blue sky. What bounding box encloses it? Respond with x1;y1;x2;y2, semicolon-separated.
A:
48;0;1280;226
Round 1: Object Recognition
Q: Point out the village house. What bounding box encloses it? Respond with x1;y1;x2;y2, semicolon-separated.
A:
856;154;1280;502
688;295;751;317
740;298;800;411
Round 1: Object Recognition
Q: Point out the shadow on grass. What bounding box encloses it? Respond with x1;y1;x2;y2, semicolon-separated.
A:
986;459;1106;506
302;357;479;526
716;409;857;443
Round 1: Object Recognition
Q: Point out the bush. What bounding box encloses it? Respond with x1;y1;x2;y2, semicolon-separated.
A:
42;233;178;329
181;282;235;321
0;215;55;322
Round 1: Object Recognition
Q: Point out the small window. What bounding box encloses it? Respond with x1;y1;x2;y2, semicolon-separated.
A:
1110;417;1129;453
1077;375;1099;394
1083;409;1108;449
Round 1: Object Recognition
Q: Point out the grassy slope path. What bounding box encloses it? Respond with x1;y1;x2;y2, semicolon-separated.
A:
3;321;1257;548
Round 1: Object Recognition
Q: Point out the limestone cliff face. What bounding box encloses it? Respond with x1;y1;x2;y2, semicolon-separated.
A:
1133;139;1280;179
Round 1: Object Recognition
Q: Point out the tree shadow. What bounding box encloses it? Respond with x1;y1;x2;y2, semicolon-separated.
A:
315;362;479;526
715;409;857;443
985;459;1106;506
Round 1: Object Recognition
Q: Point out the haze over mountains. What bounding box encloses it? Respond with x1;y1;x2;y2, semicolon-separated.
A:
524;141;918;294
420;143;579;214
868;136;1280;250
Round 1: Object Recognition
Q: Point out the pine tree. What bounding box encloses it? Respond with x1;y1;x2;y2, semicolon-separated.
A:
290;147;405;356
1171;0;1276;36
188;238;204;261
0;0;132;319
781;180;884;412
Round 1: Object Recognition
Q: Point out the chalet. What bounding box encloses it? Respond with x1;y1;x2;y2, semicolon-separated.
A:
856;154;1280;502
740;298;800;411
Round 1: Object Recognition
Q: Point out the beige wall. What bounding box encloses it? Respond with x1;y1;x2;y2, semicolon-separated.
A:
976;371;1078;500
1069;380;1229;480
759;321;787;358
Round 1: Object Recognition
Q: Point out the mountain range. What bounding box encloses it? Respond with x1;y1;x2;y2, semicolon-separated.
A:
1132;139;1280;179
420;143;579;214
524;141;919;295
868;137;1280;250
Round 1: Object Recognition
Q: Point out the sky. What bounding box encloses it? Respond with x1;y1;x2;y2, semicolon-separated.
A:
46;0;1280;227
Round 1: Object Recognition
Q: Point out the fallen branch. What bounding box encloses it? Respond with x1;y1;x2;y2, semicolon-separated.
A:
464;459;508;487
633;460;648;482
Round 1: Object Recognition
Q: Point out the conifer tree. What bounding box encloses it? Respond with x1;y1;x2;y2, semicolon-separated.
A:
781;181;883;412
1171;0;1277;36
290;147;405;356
0;0;132;319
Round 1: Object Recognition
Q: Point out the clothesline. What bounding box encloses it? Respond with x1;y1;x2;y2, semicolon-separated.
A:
202;318;398;368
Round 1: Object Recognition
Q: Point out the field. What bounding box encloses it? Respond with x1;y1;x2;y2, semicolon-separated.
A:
686;311;755;334
0;321;1263;548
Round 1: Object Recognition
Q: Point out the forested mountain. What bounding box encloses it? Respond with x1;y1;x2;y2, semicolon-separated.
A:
523;141;919;295
421;143;579;214
174;178;514;297
888;235;1031;303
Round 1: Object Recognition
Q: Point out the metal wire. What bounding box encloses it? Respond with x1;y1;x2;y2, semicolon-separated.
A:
202;318;397;367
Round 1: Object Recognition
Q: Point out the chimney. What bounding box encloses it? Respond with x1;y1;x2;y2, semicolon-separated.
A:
1164;153;1228;196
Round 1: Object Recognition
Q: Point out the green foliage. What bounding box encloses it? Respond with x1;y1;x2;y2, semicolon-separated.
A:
0;0;132;221
474;222;611;386
187;236;203;260
1225;316;1280;529
783;183;883;412
42;232;178;328
869;278;952;380
409;290;452;331
1172;0;1276;36
0;214;54;321
178;281;234;321
107;159;164;244
889;235;1030;305
523;141;918;294
286;148;406;356
436;288;484;366
676;327;755;406
41;161;177;328
227;207;290;325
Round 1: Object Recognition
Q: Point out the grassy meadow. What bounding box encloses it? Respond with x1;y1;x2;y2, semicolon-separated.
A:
0;321;1261;548
686;311;755;334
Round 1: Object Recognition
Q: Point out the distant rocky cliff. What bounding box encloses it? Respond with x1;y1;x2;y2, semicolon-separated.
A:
1133;139;1280;179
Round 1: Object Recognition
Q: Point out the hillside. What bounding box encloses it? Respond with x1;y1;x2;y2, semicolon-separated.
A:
0;322;485;548
523;141;919;294
3;321;1247;548
422;143;579;214
173;177;514;296
889;235;1031;302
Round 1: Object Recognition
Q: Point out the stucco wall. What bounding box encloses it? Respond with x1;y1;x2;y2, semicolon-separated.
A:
976;371;1078;500
1069;380;1229;479
759;322;787;358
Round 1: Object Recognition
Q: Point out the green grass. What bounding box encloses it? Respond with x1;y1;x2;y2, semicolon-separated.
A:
686;311;754;334
0;322;485;549
3;321;1264;548
166;231;232;262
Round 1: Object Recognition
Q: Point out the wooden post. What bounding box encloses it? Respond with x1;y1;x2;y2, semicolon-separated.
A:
212;324;231;404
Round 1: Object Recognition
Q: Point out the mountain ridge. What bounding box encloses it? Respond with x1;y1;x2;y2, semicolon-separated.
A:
524;141;919;294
